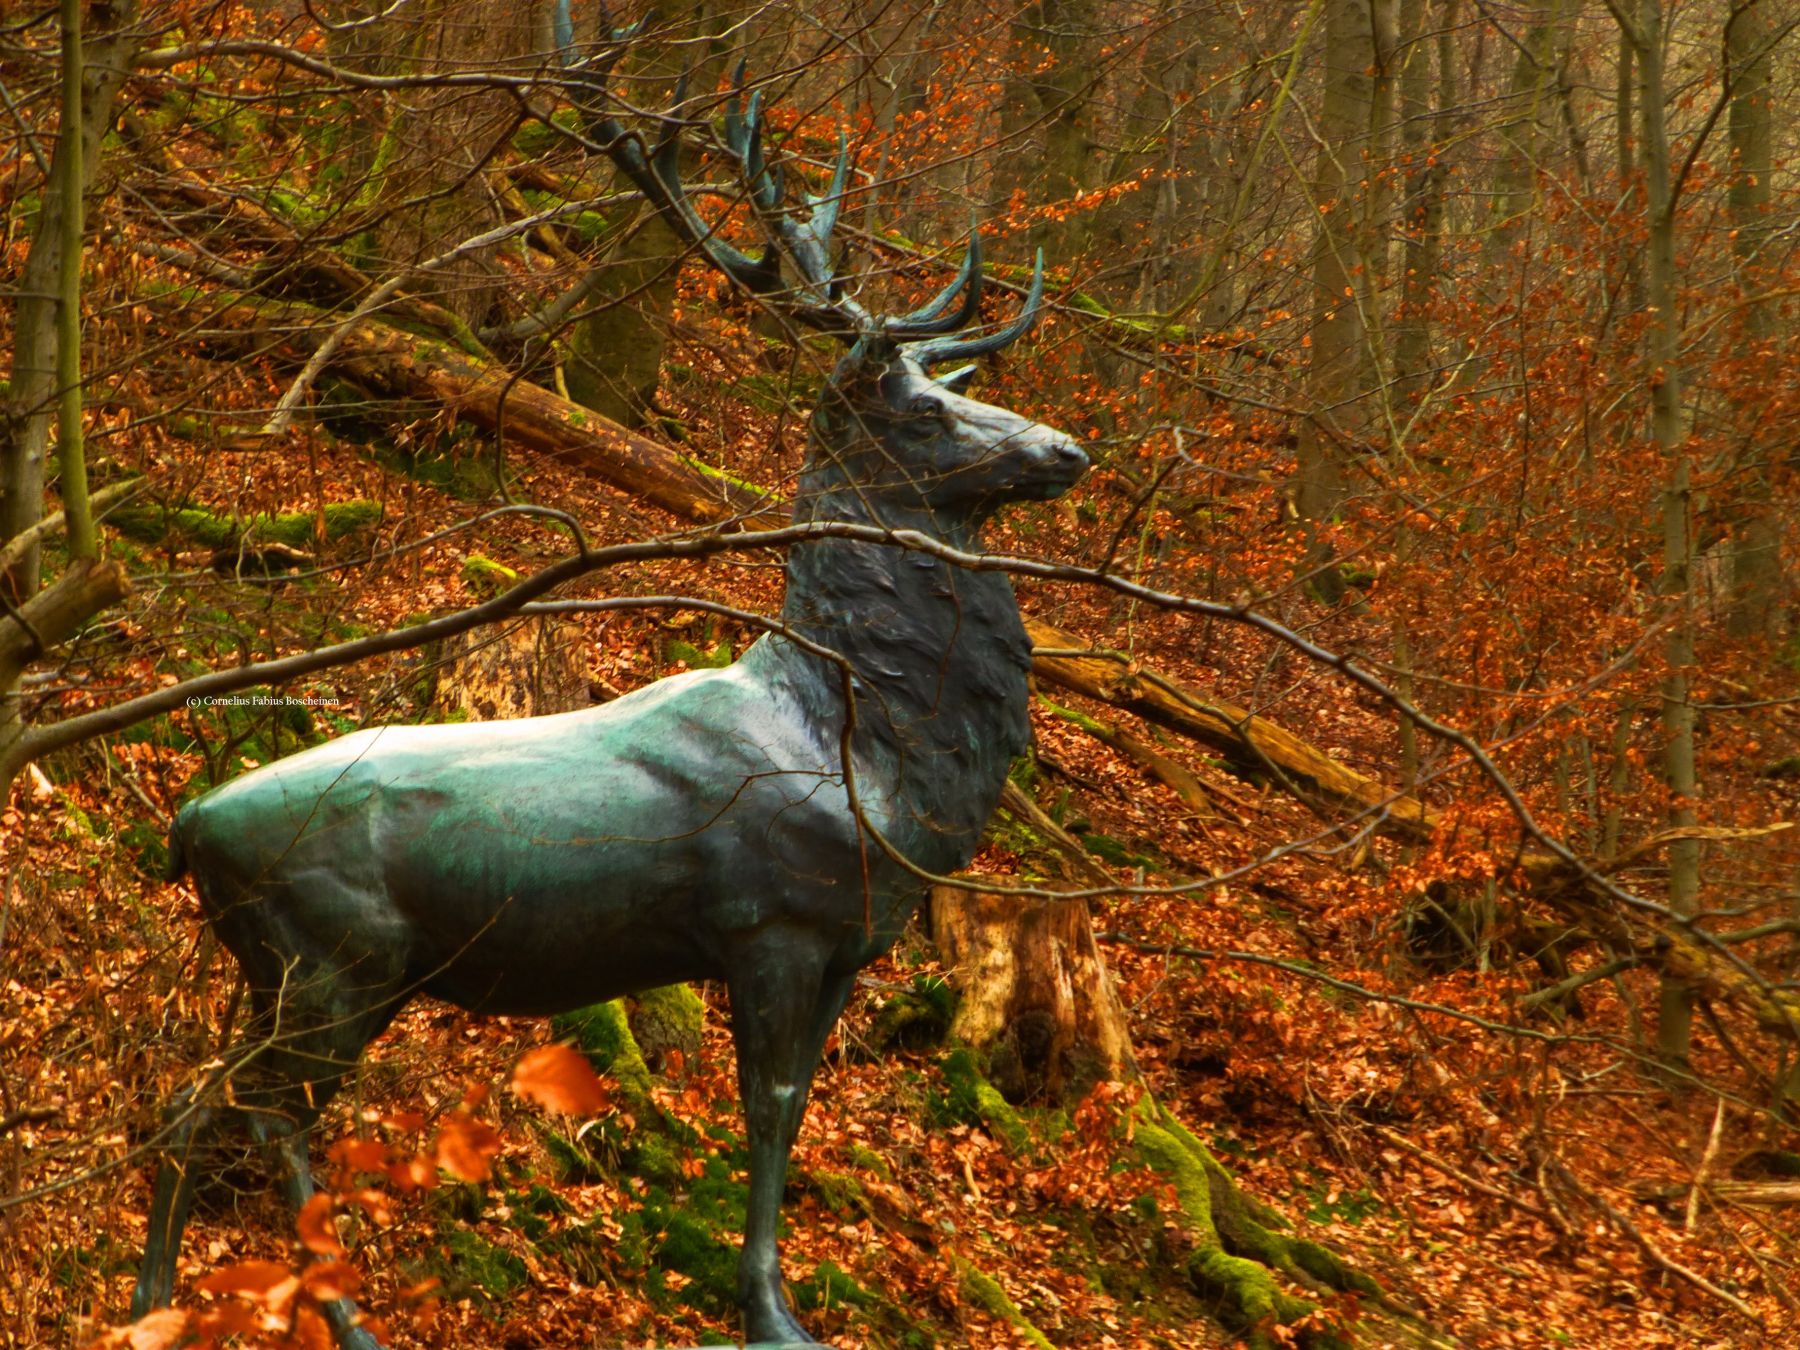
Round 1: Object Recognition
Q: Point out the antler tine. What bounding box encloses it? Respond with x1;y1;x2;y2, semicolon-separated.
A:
719;67;868;337
807;133;850;245
904;248;1045;369
563;32;783;301
887;229;983;338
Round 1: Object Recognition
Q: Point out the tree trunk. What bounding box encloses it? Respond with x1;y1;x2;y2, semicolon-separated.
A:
563;9;727;430
368;0;544;327
430;616;590;722
0;1;140;805
929;885;1135;1102
1724;1;1783;641
0;1;138;599
1292;0;1387;601
1392;0;1455;400
1630;0;1701;1067
996;1;1102;256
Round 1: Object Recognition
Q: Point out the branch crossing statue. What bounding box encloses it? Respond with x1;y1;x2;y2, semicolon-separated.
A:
132;65;1086;1350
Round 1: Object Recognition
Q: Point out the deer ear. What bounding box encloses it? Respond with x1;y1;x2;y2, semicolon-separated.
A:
934;364;977;395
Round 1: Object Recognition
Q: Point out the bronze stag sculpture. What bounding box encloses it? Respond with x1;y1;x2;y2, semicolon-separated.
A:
132;75;1086;1350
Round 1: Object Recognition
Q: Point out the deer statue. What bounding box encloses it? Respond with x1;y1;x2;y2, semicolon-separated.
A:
131;62;1086;1350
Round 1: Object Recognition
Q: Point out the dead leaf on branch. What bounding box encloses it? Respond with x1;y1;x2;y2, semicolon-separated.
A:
511;1042;610;1116
193;1258;301;1309
434;1113;502;1183
82;1308;188;1350
296;1193;345;1257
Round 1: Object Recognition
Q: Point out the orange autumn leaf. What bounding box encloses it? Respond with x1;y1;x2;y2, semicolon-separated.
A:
387;1150;439;1192
83;1308;188;1350
291;1299;335;1350
327;1136;388;1176
194;1258;300;1307
302;1260;362;1303
345;1185;397;1225
434;1114;502;1183
296;1193;345;1257
192;1302;261;1339
510;1043;609;1116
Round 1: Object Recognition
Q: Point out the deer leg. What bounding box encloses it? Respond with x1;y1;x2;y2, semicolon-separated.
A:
131;1086;217;1317
135;938;403;1338
245;1112;385;1350
729;943;857;1346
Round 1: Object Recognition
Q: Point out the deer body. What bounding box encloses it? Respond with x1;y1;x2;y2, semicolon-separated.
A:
135;341;1084;1345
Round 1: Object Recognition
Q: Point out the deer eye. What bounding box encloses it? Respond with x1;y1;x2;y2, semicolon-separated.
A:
907;395;945;418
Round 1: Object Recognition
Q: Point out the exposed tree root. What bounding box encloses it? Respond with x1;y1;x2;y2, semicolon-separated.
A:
1132;1098;1443;1350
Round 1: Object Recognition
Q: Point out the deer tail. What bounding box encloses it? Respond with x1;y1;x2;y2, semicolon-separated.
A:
164;803;194;881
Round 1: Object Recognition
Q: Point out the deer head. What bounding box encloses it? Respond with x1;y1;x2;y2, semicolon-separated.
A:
575;61;1088;528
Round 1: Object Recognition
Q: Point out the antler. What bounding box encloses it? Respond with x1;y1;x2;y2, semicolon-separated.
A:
720;71;867;338
554;7;1043;362
902;250;1045;369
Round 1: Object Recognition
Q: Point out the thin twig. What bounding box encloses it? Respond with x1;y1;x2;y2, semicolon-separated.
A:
1686;1098;1726;1233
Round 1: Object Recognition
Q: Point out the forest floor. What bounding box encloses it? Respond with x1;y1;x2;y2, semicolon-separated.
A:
4;317;1797;1350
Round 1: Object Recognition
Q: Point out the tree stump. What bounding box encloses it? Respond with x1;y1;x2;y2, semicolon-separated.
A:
430;616;589;721
929;885;1136;1103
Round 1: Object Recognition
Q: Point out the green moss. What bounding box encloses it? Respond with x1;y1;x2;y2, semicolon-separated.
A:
554;999;654;1111
954;1258;1055;1350
678;455;784;501
629;983;705;1066
1130;1099;1378;1349
867;973;954;1053
792;1260;872;1314
110;499;381;551
513;108;581;157
665;636;733;670
439;1229;527;1301
537;1124;608;1185
844;1142;894;1182
806;1170;873;1220
1080;831;1161;870
941;1048;1032;1156
54;803;97;840
625;1129;687;1189
460;553;519;597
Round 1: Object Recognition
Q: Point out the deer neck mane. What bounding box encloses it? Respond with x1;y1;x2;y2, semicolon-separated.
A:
772;478;1033;866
